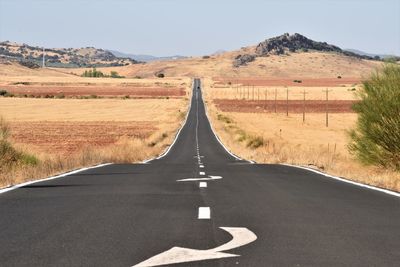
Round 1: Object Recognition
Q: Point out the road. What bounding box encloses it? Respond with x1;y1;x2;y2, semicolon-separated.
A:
0;79;399;266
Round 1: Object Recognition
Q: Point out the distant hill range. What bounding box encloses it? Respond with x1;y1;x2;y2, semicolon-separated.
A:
234;33;399;67
0;41;138;68
108;50;187;62
344;48;398;60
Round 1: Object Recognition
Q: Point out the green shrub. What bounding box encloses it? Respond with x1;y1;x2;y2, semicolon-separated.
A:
349;64;400;170
0;90;7;96
110;71;124;78
20;153;39;166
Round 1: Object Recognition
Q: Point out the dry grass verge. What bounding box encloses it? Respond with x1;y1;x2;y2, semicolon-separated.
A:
205;88;400;193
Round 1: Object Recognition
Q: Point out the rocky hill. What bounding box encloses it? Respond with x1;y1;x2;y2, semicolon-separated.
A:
234;33;380;67
0;41;138;68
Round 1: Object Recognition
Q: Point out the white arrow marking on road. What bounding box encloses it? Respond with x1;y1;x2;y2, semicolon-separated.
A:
176;175;222;182
132;227;257;267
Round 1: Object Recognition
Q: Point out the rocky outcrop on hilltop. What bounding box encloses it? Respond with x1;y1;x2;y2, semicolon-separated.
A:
233;54;256;67
233;33;378;67
255;33;342;55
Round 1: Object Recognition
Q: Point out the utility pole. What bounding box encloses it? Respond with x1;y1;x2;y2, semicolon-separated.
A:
274;88;277;113
42;47;45;68
286;87;289;116
264;89;267;110
323;89;331;127
302;89;308;123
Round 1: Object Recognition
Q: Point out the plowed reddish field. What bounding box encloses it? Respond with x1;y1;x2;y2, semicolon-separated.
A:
213;99;357;113
10;121;156;155
2;86;185;98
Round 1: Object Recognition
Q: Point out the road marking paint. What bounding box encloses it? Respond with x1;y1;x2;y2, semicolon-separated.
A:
198;207;210;219
143;79;195;163
199;182;207;188
177;176;222;182
0;163;112;194
199;165;204;168
282;164;400;198
132;227;257;267
199;171;205;175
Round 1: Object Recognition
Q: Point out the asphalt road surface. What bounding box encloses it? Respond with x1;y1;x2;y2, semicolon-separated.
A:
0;79;399;266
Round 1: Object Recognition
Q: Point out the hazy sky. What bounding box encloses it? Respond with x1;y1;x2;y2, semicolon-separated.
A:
0;0;399;56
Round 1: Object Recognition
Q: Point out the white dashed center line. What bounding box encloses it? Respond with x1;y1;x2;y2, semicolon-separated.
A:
199;182;207;188
198;207;211;219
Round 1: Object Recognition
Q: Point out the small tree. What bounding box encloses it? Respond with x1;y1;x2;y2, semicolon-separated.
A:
349;64;400;170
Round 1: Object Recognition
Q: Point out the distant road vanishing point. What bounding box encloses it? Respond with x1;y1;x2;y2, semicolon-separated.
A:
0;79;399;266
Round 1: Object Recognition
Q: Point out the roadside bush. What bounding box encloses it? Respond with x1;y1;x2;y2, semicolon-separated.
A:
217;114;232;124
156;73;165;78
0;90;7;96
246;136;264;149
349;64;400;170
110;71;125;78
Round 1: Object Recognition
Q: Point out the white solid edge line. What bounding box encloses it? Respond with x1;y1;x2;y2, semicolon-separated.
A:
281;163;400;198
198;207;211;219
201;87;254;164
142;80;195;164
0;163;112;194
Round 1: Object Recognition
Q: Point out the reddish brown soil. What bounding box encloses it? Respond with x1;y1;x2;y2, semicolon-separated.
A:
2;86;185;98
213;77;361;87
10;121;157;155
213;99;357;113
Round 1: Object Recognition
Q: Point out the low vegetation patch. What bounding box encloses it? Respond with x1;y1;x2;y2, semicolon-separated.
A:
0;117;39;174
81;68;125;78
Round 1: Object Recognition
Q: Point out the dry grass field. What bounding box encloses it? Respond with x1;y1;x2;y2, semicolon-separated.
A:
0;63;190;188
203;78;400;192
0;97;188;188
